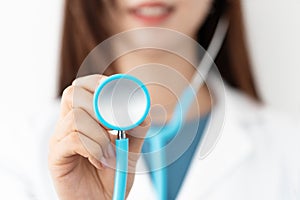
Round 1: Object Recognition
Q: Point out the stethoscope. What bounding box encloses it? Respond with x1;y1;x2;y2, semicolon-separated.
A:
93;17;229;200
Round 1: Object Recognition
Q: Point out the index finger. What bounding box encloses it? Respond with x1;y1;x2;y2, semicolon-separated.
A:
72;74;108;93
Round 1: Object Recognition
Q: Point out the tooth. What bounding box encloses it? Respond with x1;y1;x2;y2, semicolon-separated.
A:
137;7;167;17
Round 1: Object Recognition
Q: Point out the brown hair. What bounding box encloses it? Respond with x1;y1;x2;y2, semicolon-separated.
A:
58;0;260;100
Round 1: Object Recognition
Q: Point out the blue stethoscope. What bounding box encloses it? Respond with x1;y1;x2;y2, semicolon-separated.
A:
93;17;228;200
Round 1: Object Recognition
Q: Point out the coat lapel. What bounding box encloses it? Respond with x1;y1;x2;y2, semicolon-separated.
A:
177;107;254;198
129;72;257;199
177;76;256;198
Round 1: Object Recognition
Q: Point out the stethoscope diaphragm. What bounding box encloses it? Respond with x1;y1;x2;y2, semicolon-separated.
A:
93;74;150;131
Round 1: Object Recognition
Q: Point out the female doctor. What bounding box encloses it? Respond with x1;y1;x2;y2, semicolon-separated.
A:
48;0;300;199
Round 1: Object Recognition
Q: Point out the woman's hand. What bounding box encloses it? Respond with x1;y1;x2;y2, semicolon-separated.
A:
48;75;150;200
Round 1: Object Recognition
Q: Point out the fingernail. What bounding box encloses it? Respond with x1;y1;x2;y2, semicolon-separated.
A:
106;144;116;159
98;76;108;86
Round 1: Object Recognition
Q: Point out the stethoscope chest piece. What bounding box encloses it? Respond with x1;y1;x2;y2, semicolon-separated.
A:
93;74;150;131
93;74;150;200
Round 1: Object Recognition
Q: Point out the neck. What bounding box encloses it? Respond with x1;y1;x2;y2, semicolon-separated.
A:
113;49;212;122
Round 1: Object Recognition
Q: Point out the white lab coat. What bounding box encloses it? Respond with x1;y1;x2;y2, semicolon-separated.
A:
0;73;299;200
127;75;300;200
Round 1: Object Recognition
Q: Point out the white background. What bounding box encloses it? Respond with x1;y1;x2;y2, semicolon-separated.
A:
243;0;300;117
0;0;300;127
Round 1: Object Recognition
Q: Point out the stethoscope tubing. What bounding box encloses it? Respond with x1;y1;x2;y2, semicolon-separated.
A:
113;138;129;200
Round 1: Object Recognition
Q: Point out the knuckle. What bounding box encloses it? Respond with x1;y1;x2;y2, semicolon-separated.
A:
69;132;80;144
61;85;75;103
72;107;86;118
69;108;88;131
72;78;79;86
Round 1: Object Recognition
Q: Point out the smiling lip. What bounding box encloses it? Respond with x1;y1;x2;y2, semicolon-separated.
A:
129;2;174;25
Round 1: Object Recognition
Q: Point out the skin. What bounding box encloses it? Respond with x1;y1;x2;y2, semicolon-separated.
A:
49;0;213;199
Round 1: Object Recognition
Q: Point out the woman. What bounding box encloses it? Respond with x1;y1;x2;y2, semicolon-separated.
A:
48;0;300;199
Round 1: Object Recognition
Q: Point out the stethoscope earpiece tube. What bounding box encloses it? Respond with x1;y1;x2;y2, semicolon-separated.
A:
113;137;129;200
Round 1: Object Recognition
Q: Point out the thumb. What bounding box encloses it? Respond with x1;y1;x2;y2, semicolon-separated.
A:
126;115;151;154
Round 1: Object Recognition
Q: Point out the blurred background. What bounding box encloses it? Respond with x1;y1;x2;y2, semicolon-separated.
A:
0;0;299;198
0;0;299;136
